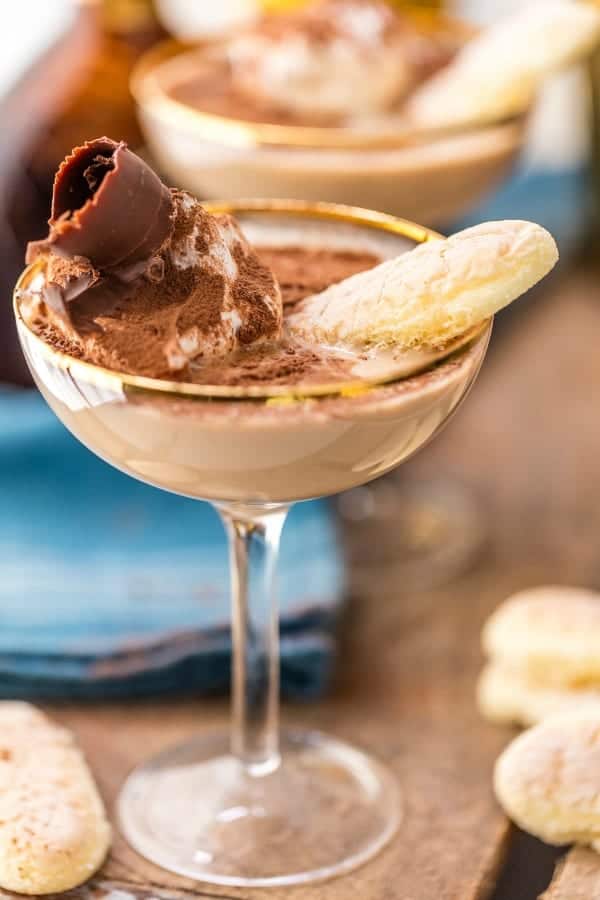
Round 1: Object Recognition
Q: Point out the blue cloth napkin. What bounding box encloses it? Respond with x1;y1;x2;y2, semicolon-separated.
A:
0;389;345;700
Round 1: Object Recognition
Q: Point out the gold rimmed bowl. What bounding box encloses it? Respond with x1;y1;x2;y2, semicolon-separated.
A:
15;201;492;504
131;14;529;227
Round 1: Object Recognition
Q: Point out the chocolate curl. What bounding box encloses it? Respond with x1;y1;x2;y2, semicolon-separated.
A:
26;138;174;275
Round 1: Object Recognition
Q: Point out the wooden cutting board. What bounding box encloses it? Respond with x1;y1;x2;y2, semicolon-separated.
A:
3;269;600;899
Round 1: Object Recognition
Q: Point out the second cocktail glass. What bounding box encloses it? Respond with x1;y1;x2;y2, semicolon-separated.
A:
14;202;491;888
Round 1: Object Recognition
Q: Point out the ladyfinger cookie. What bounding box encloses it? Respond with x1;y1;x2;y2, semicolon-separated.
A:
288;220;557;351
483;586;600;687
495;710;600;847
478;663;600;727
408;0;600;131
0;702;111;894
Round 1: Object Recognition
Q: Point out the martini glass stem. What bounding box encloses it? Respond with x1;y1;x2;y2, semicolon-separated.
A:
217;503;289;776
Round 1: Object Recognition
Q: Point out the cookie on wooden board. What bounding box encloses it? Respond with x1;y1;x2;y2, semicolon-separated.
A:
494;711;600;847
482;586;600;686
478;663;600;727
0;701;111;894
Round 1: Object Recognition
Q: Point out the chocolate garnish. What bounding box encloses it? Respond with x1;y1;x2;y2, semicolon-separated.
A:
26;138;174;276
20;140;285;376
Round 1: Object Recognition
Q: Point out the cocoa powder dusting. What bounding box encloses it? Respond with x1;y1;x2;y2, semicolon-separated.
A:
258;246;380;305
25;192;283;378
183;244;382;387
232;243;280;345
25;242;381;387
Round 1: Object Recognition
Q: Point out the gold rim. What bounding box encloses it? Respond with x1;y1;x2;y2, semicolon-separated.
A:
14;199;489;401
130;17;522;152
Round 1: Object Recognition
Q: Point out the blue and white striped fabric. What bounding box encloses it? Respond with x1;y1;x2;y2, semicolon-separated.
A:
0;389;344;700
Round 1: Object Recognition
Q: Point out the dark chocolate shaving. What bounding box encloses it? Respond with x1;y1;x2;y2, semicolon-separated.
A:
83;154;115;193
26;138;174;277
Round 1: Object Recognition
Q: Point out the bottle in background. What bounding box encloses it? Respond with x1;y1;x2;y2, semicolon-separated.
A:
0;0;164;384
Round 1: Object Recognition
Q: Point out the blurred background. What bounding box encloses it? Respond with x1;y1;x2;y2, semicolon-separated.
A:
1;0;598;701
1;0;595;384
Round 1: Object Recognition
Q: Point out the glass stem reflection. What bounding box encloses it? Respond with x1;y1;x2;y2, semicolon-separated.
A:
217;503;289;776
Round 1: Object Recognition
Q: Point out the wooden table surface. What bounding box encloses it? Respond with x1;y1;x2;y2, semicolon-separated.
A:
5;268;600;900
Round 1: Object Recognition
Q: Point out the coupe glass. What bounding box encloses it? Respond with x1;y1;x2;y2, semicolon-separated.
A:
14;201;491;888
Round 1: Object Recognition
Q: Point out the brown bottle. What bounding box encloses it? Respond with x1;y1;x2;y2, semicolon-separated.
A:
0;0;164;384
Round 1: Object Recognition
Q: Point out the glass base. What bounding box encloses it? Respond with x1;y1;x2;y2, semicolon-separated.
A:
118;730;401;887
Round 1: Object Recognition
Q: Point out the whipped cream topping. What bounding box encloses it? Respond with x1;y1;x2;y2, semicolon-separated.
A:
162;192;282;370
23;189;282;378
22;140;284;378
227;0;414;119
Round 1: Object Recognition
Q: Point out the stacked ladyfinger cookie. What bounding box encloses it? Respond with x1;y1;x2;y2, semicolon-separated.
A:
478;586;600;851
479;586;600;727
